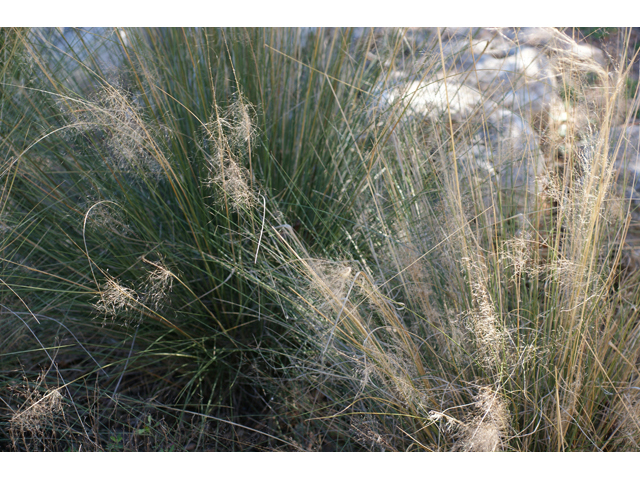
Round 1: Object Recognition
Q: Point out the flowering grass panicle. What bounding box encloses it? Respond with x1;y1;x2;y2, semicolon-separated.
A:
61;84;167;178
141;256;174;311
10;390;63;438
204;96;259;212
461;256;507;370
209;156;256;212
84;202;132;236
456;387;511;452
94;278;139;324
305;260;355;315
9;374;66;450
227;95;258;148
500;231;533;279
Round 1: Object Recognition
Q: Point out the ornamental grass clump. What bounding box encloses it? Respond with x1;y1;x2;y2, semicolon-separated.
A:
2;27;640;452
256;27;640;452
0;27;391;451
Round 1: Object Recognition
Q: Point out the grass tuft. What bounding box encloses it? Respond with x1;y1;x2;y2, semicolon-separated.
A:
2;26;640;451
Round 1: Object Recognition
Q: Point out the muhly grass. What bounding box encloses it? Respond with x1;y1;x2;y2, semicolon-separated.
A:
1;27;640;451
